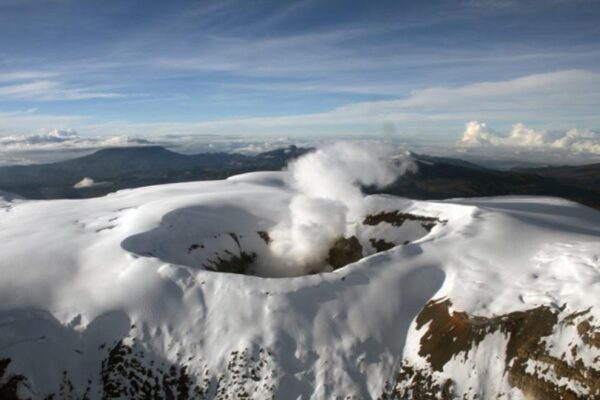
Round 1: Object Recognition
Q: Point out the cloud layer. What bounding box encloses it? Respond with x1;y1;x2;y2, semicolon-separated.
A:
458;121;600;154
1;69;599;142
0;129;151;150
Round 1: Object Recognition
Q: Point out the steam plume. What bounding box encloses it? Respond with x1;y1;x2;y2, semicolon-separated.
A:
267;142;415;275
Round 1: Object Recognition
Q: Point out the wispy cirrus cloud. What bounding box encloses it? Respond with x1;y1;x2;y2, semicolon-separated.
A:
0;0;598;134
0;108;86;133
180;70;600;134
3;69;591;141
0;80;126;101
336;70;600;114
2;2;598;104
0;71;58;82
1;69;599;140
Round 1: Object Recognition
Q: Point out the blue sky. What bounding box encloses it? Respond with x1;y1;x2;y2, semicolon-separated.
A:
1;0;600;142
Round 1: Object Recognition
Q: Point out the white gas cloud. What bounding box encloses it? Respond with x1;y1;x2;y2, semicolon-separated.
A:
266;142;416;276
458;121;600;154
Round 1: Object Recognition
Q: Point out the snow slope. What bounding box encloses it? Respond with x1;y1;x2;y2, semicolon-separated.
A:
0;171;599;399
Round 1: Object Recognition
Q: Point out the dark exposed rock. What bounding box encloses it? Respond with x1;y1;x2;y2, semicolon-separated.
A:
326;236;363;270
187;243;204;253
227;233;241;247
369;238;396;252
0;359;27;400
384;298;600;399
204;252;257;274
257;231;271;244
202;231;260;274
363;211;445;232
1;340;277;399
381;363;454;400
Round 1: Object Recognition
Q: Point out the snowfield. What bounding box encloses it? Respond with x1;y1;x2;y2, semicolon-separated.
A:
0;171;599;399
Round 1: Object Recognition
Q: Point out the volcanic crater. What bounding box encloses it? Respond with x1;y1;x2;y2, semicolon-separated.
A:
121;205;446;278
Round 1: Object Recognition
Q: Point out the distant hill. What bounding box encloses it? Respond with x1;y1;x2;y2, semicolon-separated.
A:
513;163;600;186
1;147;599;210
0;145;309;199
373;153;600;211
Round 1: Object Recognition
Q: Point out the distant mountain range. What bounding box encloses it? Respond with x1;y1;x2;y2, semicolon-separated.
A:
0;145;599;210
0;145;309;199
383;153;600;210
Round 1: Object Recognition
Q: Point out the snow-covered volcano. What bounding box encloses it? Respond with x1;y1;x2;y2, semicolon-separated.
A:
1;169;600;398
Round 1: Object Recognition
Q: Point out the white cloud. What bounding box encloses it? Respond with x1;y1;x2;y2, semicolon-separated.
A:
571;140;600;154
459;121;494;146
0;70;599;143
0;80;125;101
0;71;57;82
0;109;86;134
458;121;600;154
86;70;598;137
551;129;600;154
0;128;79;145
0;128;152;150
74;177;95;189
337;70;600;113
459;121;546;147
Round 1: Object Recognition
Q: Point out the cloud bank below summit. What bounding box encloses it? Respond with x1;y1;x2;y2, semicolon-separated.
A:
459;121;600;155
0;129;151;150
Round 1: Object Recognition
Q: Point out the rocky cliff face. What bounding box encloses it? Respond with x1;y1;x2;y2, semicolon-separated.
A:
384;299;600;399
